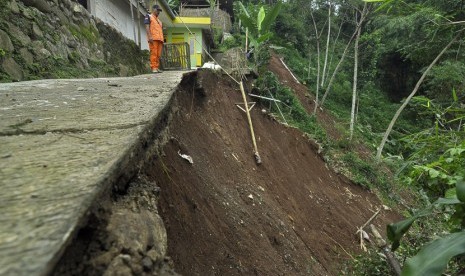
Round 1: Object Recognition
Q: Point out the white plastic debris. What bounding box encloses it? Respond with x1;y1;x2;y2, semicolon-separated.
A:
201;61;222;71
177;150;193;164
248;194;254;200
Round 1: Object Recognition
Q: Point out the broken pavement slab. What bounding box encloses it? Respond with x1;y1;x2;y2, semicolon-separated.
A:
0;71;185;276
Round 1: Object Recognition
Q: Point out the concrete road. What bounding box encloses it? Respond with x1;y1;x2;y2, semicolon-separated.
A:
0;71;185;276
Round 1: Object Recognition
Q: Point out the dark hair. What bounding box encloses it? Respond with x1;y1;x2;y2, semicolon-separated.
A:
152;4;162;11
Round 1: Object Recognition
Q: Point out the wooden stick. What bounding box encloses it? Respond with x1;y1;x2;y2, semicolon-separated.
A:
356;208;381;234
279;58;300;84
239;81;261;164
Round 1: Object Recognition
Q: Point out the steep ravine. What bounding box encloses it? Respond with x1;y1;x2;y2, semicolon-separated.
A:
53;70;400;275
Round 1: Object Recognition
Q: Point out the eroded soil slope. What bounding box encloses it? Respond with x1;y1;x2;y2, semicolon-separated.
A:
143;69;400;275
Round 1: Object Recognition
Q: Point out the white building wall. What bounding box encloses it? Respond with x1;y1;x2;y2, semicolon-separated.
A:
91;0;149;50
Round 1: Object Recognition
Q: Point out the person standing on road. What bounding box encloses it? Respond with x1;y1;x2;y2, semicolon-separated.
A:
145;4;164;73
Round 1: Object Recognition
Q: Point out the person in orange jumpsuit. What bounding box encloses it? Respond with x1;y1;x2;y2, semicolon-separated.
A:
144;5;164;73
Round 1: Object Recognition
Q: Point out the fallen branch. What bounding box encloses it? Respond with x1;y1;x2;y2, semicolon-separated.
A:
279;58;300;84
356;208;382;235
356;207;382;251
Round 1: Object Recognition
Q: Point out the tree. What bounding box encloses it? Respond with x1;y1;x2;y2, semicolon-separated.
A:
310;9;322;114
350;3;367;140
321;1;331;88
375;29;464;161
320;1;370;107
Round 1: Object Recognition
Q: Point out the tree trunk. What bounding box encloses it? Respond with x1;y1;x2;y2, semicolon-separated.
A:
320;3;368;108
326;21;344;87
321;2;331;87
375;31;463;161
350;12;363;140
311;11;321;114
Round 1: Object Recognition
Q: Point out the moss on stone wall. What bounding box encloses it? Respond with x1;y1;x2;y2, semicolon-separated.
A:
0;0;148;82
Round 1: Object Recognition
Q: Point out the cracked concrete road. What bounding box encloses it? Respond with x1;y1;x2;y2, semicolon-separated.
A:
0;71;186;276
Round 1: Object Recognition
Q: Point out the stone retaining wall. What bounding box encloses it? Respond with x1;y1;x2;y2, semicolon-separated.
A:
0;0;148;82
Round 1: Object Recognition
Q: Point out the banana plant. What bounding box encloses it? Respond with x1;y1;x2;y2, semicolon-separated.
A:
388;180;465;275
237;1;282;51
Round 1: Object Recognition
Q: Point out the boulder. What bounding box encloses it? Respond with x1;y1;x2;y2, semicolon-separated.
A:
9;0;20;14
2;58;24;81
32;22;44;39
19;48;34;65
8;23;31;46
0;30;14;52
21;0;52;14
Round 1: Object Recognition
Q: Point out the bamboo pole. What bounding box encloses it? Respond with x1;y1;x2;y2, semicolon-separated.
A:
239;81;261;164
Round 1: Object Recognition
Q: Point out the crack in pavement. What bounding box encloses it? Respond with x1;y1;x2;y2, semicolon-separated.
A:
0;121;150;137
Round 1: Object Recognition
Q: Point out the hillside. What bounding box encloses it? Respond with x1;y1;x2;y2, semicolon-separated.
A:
143;63;400;274
50;57;401;275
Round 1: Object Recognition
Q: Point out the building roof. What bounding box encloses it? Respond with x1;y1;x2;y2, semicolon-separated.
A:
157;0;211;30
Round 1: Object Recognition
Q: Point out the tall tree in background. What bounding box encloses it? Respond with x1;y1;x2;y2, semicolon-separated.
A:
321;1;331;87
350;2;368;140
320;0;370;107
376;30;464;160
310;9;322;114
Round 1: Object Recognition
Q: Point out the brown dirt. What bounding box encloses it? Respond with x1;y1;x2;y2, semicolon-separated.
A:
143;67;401;275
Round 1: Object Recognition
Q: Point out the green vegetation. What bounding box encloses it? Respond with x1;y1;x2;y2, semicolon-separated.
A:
255;71;327;143
223;0;465;274
69;24;100;45
1;0;462;271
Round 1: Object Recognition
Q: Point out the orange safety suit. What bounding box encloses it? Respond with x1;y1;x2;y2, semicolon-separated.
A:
145;13;164;70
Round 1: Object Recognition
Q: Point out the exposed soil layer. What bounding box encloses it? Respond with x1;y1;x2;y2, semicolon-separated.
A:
143;67;401;275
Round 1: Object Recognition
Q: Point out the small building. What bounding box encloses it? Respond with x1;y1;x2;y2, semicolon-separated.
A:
78;0;212;69
154;0;212;69
78;0;150;50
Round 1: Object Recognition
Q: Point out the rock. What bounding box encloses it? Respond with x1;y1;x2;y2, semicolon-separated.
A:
9;0;20;14
103;255;133;276
19;48;34;65
22;0;52;14
45;41;58;57
146;249;162;263
32;22;44;39
72;3;85;14
2;58;24;81
141;257;153;271
51;6;69;25
0;30;14;52
30;40;44;56
119;64;129;77
106;209;168;260
67;38;79;49
22;8;34;19
8;23;31;46
37;48;51;60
